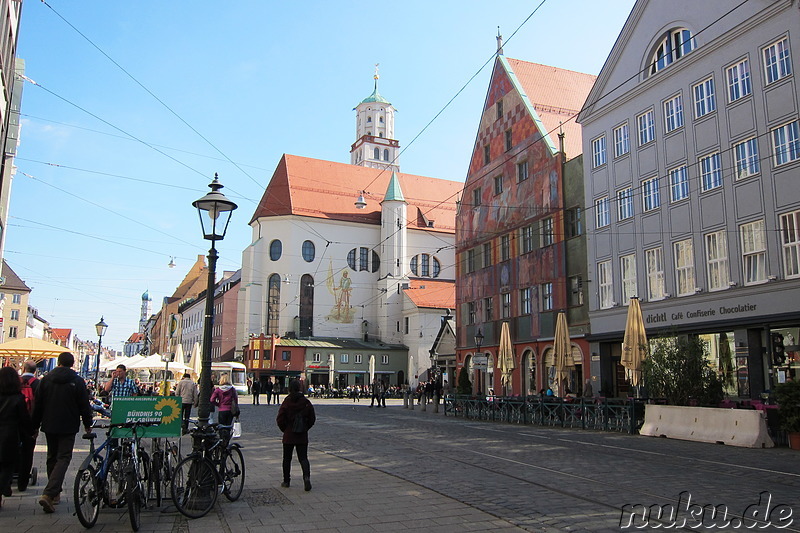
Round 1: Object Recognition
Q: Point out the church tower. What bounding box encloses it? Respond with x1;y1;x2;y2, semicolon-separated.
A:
139;289;152;333
378;172;407;342
350;65;400;172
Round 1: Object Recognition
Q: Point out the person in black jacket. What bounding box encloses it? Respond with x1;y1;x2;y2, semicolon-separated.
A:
0;366;33;508
32;352;93;513
276;379;315;491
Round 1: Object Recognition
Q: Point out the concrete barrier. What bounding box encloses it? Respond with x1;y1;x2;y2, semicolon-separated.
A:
640;404;774;448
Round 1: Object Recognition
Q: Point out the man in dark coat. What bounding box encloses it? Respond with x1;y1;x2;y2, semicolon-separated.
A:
276;379;315;491
32;352;93;513
252;379;261;405
264;378;274;405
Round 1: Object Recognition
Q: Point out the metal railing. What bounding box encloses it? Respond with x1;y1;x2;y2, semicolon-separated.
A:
443;395;645;434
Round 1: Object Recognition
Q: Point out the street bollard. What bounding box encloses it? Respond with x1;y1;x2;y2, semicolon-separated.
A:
403;390;408;409
421;395;427;412
433;391;439;413
410;394;414;410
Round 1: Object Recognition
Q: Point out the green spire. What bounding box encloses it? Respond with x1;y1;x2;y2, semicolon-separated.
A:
360;64;391;104
383;172;405;202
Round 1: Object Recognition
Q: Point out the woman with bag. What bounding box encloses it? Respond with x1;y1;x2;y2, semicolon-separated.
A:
276;379;315;491
210;374;239;440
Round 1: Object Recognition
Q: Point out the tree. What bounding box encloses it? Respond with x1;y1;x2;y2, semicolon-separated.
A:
642;335;723;406
457;367;472;395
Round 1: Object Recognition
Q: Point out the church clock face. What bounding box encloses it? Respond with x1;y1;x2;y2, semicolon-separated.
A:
500;264;510;286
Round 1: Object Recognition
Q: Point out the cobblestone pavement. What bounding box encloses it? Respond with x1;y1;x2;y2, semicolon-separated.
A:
1;396;798;532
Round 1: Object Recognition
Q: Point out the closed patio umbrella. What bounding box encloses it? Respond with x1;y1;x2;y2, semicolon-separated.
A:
369;354;375;384
621;297;648;391
553;311;573;396
498;322;515;396
188;343;202;380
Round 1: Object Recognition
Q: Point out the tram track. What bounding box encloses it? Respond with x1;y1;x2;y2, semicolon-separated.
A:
310;406;800;532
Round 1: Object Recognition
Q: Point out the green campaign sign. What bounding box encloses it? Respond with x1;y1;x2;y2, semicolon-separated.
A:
110;396;182;438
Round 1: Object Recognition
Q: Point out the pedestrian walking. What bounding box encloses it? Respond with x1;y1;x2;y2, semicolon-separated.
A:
173;373;199;434
264;378;274;405
380;380;387;407
17;360;39;492
272;380;281;405
252;379;261;405
369;378;382;408
210;374;239;440
32;352;93;513
276;379;315;491
0;366;34;508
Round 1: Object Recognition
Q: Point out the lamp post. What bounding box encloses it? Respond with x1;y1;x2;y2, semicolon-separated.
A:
474;329;484;395
193;174;237;428
94;317;108;389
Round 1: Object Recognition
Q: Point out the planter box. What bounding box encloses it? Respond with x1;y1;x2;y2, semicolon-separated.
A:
640;404;774;448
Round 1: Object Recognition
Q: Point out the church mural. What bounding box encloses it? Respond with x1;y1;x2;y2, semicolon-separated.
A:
326;261;354;323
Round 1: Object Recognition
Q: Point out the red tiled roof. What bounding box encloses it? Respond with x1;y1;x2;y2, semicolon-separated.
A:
127;332;143;343
506;58;596;159
51;328;71;341
404;279;455;310
250;155;462;233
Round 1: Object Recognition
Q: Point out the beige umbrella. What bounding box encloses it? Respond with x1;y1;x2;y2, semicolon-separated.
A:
498;322;515;396
188;343;202;379
328;355;335;387
369;354;375;384
0;337;68;366
553;311;573;396
621;297;648;390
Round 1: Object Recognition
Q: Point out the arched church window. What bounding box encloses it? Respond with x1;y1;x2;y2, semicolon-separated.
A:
648;28;695;76
383;149;389;161
379;117;384;123
367;116;372;123
374;148;380;159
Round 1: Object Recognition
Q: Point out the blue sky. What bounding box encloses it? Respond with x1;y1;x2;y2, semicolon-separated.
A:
10;0;636;349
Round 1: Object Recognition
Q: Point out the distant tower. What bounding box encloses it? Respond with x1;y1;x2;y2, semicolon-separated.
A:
350;64;400;172
139;289;152;333
378;172;408;342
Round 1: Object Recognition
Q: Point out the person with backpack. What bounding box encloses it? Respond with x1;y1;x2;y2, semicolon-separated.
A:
0;366;33;508
276;379;315;491
17;360;38;492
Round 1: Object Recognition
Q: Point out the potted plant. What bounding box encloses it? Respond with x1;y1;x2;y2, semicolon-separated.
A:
775;380;800;450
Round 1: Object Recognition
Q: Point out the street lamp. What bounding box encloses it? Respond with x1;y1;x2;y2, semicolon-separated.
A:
474;329;484;395
94;316;108;389
193;174;237;428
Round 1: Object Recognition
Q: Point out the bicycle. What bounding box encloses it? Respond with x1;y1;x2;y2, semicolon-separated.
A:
171;421;245;518
73;420;159;531
146;436;181;507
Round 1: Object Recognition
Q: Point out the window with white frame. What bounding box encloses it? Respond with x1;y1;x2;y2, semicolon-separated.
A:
772;120;800;166
613;123;629;157
598;260;613;309
517;161;528;182
494;175;503;195
779;210;800;278
466;249;476;273
521;225;534;254
467;301;476;325
592;135;607;168
674;239;695;296
500;234;510;261
483;242;492;268
763;37;792;84
705;230;729;291
617;188;633;221
620;254;637;302
740;219;767;284
693;77;716;118
520;287;532;315
649;28;695;76
501;292;511;318
568;276;584;306
699;152;722;191
664;94;684;132
595;197;610;228
541;282;553;311
642;177;660;211
541;217;554;246
484;297;493;321
340;353;349;364
381;354;389;365
726;59;751;102
637;109;655;146
12;294;20;304
734;138;760;179
10;309;18;321
645;248;665;300
355;354;362;364
669;165;689;201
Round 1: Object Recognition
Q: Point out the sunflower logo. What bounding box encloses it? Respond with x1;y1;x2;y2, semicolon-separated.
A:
154;397;180;424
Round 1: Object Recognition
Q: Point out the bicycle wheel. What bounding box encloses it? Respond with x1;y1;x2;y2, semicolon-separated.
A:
126;469;142;532
160;444;177;501
221;446;245;501
171;456;218;519
74;464;100;528
104;450;125;508
148;450;162;507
